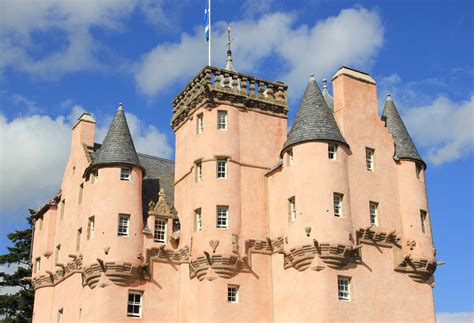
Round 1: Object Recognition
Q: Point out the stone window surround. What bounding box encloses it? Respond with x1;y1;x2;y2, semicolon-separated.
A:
216;158;228;179
227;284;239;303
194;208;202;231
366;147;375;171
194;159;203;182
337;276;351;301
217;110;228;130
127;290;143;318
328;144;338;160
196;113;204;134
216;206;229;229
118;214;130;237
334;193;343;217
154;218;167;243
120;168;132;181
369;201;379;226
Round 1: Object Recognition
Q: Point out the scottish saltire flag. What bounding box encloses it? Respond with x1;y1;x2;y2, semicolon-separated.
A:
204;0;210;41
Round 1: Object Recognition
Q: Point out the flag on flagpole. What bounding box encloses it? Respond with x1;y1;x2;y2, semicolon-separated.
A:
204;0;210;42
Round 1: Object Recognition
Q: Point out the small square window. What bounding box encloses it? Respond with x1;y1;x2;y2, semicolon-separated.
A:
334;193;343;217
288;197;296;222
217;111;228;130
196;113;204;134
217;159;227;178
366;148;374;171
328;144;337;160
369;202;378;226
338;276;351;301
217;206;228;228
195;208;202;231
195;161;202;182
154;219;167;243
227;285;239;303
118;214;130;236
87;216;95;240
420;210;428;234
121;168;131;181
127;291;143;318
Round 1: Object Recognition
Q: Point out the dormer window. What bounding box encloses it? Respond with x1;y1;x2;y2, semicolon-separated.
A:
217;111;228;130
121;168;131;181
197;113;204;134
328;144;337;160
154;219;167;243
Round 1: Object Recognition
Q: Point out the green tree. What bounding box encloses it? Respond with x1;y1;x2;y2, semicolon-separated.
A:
0;210;35;322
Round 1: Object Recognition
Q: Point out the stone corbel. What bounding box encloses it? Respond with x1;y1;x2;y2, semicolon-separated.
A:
97;258;106;272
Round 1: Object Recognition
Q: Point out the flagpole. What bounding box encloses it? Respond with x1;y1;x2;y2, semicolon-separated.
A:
208;0;211;66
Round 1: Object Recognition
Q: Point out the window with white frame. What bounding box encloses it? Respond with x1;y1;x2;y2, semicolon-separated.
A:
118;214;130;236
78;183;83;204
334;193;343;217
217;111;228;130
127;291;143;318
420;210;428;234
87;216;95;240
366;148;375;171
369;202;378;226
328;144;337;160
227;285;239;303
35;257;41;273
57;309;64;323
195;208;202;231
55;244;61;264
288;197;296;222
338;276;351;301
217;159;227;178
216;206;228;228
154;218;167;243
121;168;131;181
91;170;99;184
76;228;82;251
195;160;202;182
196;113;204;134
287;149;294;166
60;200;65;219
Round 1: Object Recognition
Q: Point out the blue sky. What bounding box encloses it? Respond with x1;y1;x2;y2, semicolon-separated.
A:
0;0;472;318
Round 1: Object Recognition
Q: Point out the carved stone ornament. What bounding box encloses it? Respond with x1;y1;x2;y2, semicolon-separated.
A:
209;240;220;253
232;234;239;254
407;240;417;250
305;226;311;237
103;247;110;255
148;189;173;219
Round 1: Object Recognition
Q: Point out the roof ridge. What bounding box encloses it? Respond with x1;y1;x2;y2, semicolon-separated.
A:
137;153;175;163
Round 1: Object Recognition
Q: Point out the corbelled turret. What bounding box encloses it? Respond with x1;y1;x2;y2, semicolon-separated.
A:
92;103;142;170
382;94;425;168
282;75;347;154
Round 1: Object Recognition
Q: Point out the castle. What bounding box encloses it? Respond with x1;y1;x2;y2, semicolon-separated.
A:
30;47;437;322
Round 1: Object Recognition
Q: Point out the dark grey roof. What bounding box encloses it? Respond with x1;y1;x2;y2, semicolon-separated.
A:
381;95;425;167
282;77;347;153
92;106;141;169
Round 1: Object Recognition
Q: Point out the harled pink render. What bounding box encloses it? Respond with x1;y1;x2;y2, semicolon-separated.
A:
30;66;437;322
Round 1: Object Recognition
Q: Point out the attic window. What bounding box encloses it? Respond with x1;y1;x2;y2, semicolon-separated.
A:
328;144;337;160
121;168;131;181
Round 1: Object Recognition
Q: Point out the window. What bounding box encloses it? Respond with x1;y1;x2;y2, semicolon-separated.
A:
195;161;202;182
87;216;95;240
369;202;378;226
338;276;351;301
217;111;228;130
328;144;337;160
217;159;227;178
35;257;41;273
118;214;130;236
127;291;143;318
195;208;202;231
227;285;239;303
172;217;181;233
366;148;374;171
196;113;204;134
416;163;422;179
288;197;296;222
121;168;131;181
216;206;228;228
287;149;294;166
76;228;82;251
55;244;61;264
154;219;167;243
77;184;83;205
60;200;65;219
91;170;99;184
420;210;428;234
57;309;64;323
334;193;343;217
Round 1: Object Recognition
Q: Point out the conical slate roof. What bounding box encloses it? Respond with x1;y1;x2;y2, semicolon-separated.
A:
382;95;425;167
282;76;347;153
92;104;141;169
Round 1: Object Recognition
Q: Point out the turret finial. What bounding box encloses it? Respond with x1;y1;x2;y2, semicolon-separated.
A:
386;93;392;101
322;78;327;89
310;74;315;81
118;102;123;111
225;25;235;72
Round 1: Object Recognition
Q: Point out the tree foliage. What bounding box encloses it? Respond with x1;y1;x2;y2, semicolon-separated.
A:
0;210;35;322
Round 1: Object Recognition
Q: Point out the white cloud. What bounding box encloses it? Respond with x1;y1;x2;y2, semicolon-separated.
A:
135;7;384;97
437;312;474;323
0;100;173;213
403;95;474;165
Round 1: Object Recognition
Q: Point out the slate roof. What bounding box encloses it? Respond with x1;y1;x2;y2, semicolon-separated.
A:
282;77;347;153
381;95;425;167
91;106;141;170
